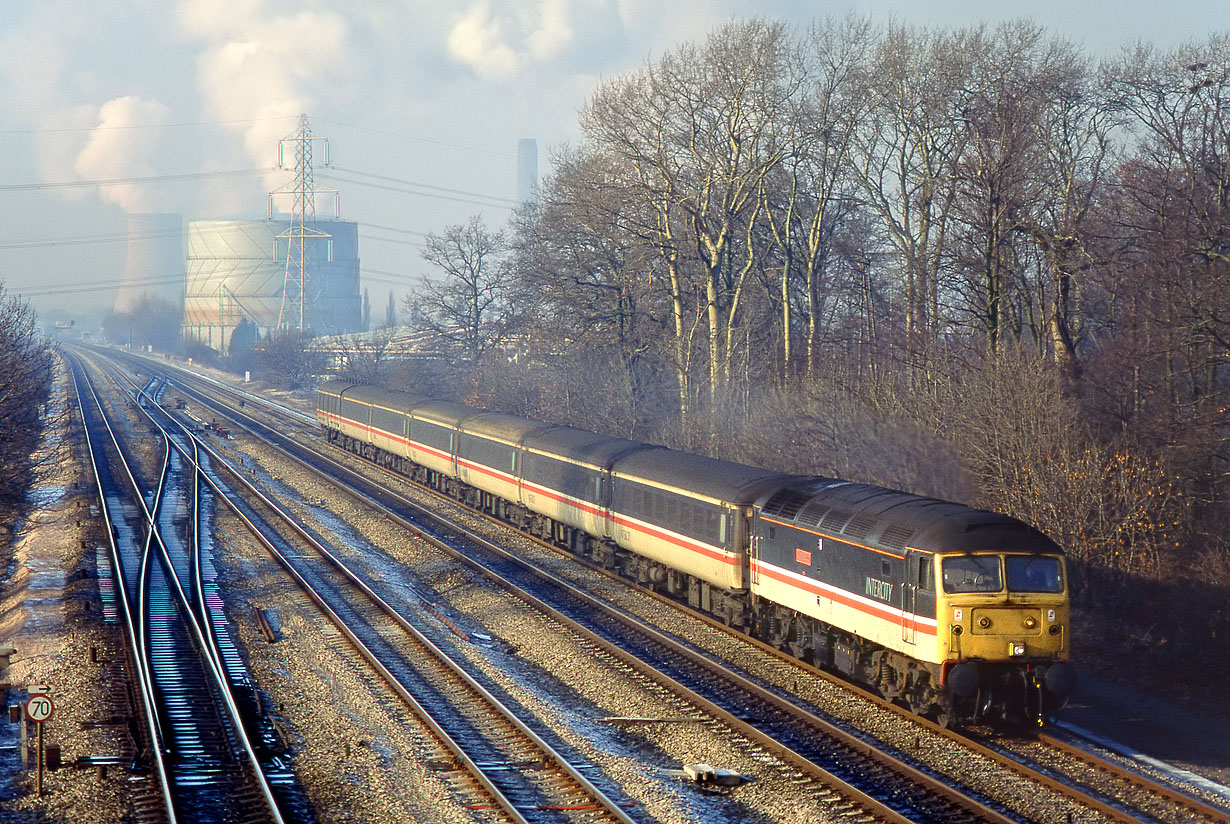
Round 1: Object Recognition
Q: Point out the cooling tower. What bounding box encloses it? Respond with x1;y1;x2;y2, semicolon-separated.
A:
113;213;185;313
182;218;361;352
517;138;538;202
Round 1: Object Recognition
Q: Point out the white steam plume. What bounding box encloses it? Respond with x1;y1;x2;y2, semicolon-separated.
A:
179;0;357;197
448;0;578;79
74;96;175;213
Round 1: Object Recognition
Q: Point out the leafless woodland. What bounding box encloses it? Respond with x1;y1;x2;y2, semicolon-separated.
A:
398;19;1229;669
0;284;54;538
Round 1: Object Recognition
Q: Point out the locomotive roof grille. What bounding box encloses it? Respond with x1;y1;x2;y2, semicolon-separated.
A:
762;488;812;518
843;513;878;541
796;498;830;526
879;525;915;549
821;508;853;531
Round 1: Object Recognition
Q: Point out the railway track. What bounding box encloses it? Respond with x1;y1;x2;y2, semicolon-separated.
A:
100;356;642;823
972;728;1230;824
68;353;308;824
126;359;1015;822
110;349;1230;824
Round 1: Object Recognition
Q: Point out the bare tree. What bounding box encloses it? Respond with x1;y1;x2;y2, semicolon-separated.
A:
668;21;792;403
102;293;183;352
758;17;872;380
0;283;54;524
947;24;1045;355
509;150;670;436
581;20;797;441
255;329;325;389
1018;40;1114;373
583;48;702;437
335;328;399;385
1096;36;1230;573
407;215;516;374
384;290;397;329
846;24;969;358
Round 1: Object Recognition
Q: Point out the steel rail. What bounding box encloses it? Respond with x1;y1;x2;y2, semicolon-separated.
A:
148;354;1230;824
152;371;1010;824
340;474;1013;823
1033;731;1230;824
66;355;176;821
181;411;639;824
157;358;1230;824
137;381;231;707
79;355;287;824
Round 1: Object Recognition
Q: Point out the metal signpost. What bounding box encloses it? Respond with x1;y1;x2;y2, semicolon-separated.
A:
23;693;54;795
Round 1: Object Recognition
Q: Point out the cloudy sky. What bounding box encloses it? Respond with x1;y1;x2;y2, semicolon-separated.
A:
0;0;1224;324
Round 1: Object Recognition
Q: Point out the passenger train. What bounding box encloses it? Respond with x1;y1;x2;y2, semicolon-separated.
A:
317;380;1075;725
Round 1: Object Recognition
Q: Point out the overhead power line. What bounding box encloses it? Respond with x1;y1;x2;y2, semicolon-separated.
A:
13;274;188;297
330;166;519;205
0;229;178;250
0;167;277;192
362;221;430;238
318;169;516;211
358;268;427;288
0;220;434;254
13;262;423;298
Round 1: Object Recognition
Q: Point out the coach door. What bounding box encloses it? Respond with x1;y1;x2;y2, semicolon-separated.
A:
901;552;921;644
745;508;760;587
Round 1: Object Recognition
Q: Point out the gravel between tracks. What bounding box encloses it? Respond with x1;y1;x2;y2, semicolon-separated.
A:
0;363;141;823
216;434;858;824
5;357;1227;823
223;419;1078;824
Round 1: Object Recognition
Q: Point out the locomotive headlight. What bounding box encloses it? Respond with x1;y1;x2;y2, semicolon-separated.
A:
1024;616;1037;629
1009;642;1026;657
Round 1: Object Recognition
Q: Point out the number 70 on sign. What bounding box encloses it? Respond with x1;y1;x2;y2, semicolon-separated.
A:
24;694;54;723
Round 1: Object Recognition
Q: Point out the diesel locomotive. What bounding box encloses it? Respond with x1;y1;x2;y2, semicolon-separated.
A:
317;380;1075;725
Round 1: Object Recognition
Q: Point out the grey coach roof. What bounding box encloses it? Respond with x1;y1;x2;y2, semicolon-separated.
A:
613;447;799;505
522;424;653;468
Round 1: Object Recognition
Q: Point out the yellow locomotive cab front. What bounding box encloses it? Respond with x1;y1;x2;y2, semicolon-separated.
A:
936;552;1075;721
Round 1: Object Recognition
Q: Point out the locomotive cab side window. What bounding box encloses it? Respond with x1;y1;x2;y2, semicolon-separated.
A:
942;555;1003;593
1005;555;1064;593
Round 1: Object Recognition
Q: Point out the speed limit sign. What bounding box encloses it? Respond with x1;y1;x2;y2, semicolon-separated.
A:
24;694;53;723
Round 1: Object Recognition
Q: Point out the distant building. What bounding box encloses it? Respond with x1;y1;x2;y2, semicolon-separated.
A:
182;218;361;352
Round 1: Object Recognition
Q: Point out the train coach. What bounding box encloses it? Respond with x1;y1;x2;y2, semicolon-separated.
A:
317;380;1074;725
